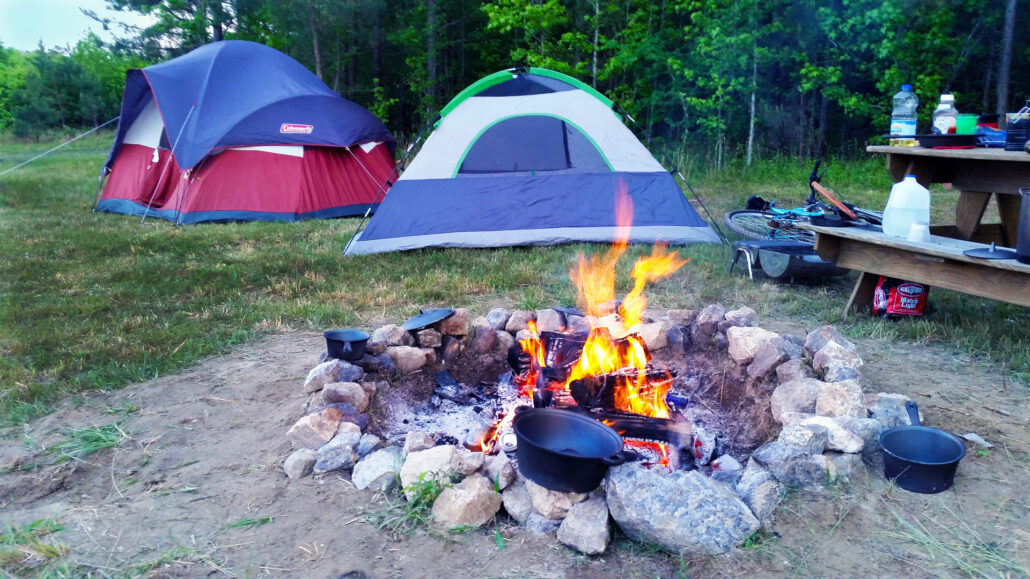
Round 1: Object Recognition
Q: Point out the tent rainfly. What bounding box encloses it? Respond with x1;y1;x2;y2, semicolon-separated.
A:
97;40;396;224
344;67;719;255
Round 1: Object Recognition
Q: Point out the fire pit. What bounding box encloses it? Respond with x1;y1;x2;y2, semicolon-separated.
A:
284;193;916;556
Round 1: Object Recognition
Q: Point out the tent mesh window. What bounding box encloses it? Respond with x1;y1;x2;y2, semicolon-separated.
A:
458;116;608;175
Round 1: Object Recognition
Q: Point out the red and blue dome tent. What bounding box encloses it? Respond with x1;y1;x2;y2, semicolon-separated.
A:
344;67;720;255
96;40;396;224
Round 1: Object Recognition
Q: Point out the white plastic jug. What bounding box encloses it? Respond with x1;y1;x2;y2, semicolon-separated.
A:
882;175;930;238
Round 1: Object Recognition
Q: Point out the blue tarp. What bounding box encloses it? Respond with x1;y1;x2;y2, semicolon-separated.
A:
104;40;394;172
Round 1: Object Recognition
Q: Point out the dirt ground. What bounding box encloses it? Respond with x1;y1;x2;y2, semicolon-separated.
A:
2;324;1029;578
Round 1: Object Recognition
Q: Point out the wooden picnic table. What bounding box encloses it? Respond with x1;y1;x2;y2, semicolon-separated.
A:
866;146;1030;245
797;222;1030;317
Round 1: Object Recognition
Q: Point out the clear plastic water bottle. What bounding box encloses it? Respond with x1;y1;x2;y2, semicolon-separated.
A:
882;175;931;238
932;94;958;135
890;84;919;138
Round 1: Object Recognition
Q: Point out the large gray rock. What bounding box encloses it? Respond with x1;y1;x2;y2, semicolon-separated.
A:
735;461;784;524
372;324;414;347
352;447;404;492
838;416;883;456
770;378;822;423
481;451;516;491
727;326;780;365
666;309;698;326
501;478;533;524
724;306;758;327
691;303;727;344
287;403;363;450
494;330;515;354
505;310;537;333
313;423;362;474
304;360;340;393
386;346;427;374
525;479;589;519
747;338;793;379
815;380;866;418
799;416;865;453
403;432;435;456
631;321;668;351
486;308;512;331
803;325;856;359
438;308;470;336
400;445;458;498
469;324;498;353
322;382;371;413
813;342;864;381
356;433;381;457
524;513;562;535
283;448;317;480
431;473;501;530
775;358;813;383
750;441;826;487
337;362;365;383
604;463;759;555
777;423;828;455
557;496;611;555
535;308;565;333
416;328;443;348
868;393;915;429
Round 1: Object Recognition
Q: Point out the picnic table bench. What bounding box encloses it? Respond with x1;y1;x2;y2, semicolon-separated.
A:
796;147;1030;317
797;223;1030;316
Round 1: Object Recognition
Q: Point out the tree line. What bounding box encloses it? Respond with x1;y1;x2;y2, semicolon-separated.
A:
1;0;1026;163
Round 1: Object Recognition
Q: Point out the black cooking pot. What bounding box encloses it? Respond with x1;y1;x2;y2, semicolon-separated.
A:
511;407;636;493
879;401;966;494
324;329;369;361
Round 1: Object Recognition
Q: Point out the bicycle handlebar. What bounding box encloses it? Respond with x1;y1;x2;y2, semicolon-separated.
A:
810;181;857;220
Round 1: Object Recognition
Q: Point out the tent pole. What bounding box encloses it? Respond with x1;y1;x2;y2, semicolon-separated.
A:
343;116;438;255
141;103;196;226
677;170;729;245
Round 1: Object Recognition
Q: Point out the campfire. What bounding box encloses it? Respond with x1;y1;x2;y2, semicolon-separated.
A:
473;189;696;469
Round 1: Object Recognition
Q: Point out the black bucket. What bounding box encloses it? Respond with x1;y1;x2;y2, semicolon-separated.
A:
324;329;369;361
878;401;965;493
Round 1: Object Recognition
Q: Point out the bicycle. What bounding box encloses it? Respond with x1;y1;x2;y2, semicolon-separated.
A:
724;161;883;244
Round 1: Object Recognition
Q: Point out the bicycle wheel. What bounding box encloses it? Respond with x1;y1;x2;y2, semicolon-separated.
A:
724;210;816;243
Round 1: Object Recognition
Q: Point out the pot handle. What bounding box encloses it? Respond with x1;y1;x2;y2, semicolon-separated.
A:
601;450;639;466
905;400;922;427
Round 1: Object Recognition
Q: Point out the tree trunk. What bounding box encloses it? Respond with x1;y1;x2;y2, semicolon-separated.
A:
426;0;437;117
592;0;599;87
308;0;323;80
746;44;757;167
995;0;1016;116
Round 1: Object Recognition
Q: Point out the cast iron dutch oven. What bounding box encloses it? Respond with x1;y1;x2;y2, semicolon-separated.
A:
878;401;966;493
511;407;636;493
324;329;369;361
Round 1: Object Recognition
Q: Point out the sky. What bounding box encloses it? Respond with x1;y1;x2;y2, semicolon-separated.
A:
0;0;154;52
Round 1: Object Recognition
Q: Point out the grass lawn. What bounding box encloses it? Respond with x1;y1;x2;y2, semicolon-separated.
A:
1;132;1028;424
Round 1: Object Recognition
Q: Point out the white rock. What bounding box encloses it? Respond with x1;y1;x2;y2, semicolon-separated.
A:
557;496;610;555
386;346;427;374
799;416;865;453
524;479;589;519
321;382;370;412
815;380;866;418
352;447;404;492
431;473;501;530
400;446;458;499
726;326;780;365
283;449;317;480
629;321;668;351
303;360;340;393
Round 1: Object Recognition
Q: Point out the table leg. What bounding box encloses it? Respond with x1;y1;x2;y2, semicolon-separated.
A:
843;271;879;319
996;193;1022;247
954;191;992;240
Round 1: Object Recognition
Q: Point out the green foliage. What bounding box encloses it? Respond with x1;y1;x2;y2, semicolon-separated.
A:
364;474;448;538
46;423;128;463
0;519;71;577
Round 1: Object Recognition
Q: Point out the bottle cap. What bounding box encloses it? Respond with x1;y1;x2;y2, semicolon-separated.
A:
940;93;954;102
901;84;913;91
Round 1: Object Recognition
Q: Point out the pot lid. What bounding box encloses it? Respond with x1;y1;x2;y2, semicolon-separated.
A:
401;307;455;331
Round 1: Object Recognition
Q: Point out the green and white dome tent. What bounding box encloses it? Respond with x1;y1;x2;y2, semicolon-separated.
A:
345;67;719;255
